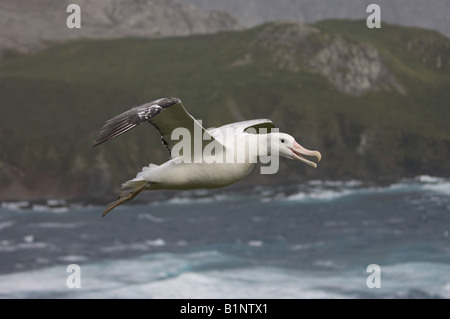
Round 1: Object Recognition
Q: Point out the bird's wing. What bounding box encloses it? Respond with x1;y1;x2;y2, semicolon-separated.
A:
241;119;275;133
209;119;275;137
92;97;222;159
206;119;275;146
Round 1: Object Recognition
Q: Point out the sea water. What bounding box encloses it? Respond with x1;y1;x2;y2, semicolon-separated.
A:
0;176;449;298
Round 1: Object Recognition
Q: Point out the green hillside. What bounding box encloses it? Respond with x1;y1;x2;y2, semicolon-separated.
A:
1;20;450;200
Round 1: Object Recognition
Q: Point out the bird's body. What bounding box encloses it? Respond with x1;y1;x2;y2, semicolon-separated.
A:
133;160;255;191
93;97;321;216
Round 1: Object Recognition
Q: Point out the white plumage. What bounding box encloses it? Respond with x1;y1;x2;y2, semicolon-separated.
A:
93;97;321;216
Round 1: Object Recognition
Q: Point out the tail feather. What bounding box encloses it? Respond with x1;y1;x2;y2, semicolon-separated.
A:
122;163;158;189
102;163;158;217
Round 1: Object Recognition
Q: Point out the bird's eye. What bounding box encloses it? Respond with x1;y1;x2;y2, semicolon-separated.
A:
281;139;285;143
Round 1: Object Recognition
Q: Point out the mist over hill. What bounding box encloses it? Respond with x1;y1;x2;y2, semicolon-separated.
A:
177;0;450;38
0;0;242;58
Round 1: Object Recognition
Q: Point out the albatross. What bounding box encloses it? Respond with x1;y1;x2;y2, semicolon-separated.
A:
93;97;321;216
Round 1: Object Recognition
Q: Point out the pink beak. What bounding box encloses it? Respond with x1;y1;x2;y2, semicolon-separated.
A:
290;141;322;168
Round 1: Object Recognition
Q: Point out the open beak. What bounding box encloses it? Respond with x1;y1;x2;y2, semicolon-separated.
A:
290;141;322;168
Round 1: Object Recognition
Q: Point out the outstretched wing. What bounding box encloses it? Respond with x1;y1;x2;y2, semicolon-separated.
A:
92;97;221;159
241;119;275;133
206;119;275;147
208;118;275;138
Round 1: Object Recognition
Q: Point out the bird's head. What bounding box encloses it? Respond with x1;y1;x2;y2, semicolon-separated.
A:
268;132;322;168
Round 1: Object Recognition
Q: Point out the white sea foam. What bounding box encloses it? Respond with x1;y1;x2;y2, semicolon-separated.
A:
164;196;214;205
284;189;352;202
308;180;363;187
379;262;450;298
248;240;263;247
137;213;164;223
416;175;446;183
290;241;325;251
386;175;450;196
0;176;448;213
422;181;450;195
32;205;69;214
0;200;92;213
273;176;450;203
58;255;89;263
150;192;240;206
0;251;346;298
46;199;67;206
1;201;30;211
23;235;34;243
1;249;448;299
0;241;51;252
99;239;167;253
34;222;84;229
0;221;15;230
146;239;165;247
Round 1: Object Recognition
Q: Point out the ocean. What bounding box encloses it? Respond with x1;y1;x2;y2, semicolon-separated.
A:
0;175;449;299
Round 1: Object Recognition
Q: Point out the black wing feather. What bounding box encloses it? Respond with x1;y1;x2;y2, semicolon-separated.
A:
92;97;180;147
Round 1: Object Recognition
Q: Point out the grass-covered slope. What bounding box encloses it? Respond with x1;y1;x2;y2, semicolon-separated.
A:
0;20;449;199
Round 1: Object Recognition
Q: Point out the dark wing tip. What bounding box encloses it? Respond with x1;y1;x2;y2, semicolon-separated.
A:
92;97;182;147
91;113;138;147
158;97;182;108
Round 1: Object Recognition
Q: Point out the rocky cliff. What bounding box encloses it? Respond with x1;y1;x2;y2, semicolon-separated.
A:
248;22;404;95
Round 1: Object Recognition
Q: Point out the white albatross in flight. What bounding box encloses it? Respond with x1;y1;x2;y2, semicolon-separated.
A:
92;97;321;216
